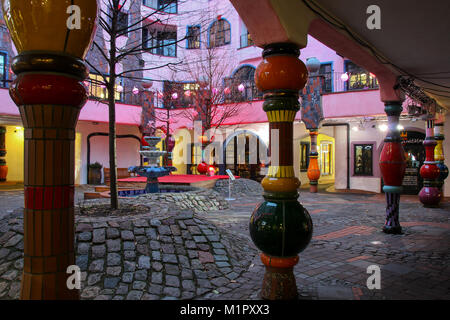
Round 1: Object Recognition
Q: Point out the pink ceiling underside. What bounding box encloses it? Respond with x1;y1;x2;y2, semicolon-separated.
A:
308;19;402;103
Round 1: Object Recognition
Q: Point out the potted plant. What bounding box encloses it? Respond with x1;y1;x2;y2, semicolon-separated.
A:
88;162;103;185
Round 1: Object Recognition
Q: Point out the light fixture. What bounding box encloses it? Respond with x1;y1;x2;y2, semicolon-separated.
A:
224;87;231;95
352;126;359;132
212;87;218;94
397;124;404;130
184;90;191;97
341;72;349;82
132;87;139;95
116;85;124;93
378;124;388;132
172;92;178;100
238;84;245;92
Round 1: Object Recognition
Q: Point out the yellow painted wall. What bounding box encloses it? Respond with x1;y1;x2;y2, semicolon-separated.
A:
300;133;335;183
75;132;81;185
4;126;24;182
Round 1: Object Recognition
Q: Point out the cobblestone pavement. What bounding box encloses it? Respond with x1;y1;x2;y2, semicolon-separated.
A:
1;180;449;300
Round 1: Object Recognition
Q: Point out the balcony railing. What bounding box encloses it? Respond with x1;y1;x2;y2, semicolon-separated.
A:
319;71;379;94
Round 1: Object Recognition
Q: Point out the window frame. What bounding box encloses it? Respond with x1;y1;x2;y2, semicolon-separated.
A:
186;25;201;49
208;18;231;48
344;60;379;91
142;26;177;57
319;62;333;93
300;141;310;172
143;0;178;14
353;143;374;176
0;52;8;88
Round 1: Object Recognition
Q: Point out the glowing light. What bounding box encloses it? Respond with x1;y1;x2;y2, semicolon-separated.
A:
132;87;139;95
379;124;388;132
369;72;376;78
224;87;231;95
352;126;359;132
83;81;90;87
238;84;245;92
100;84;106;89
172;92;178;100
212;87;218;94
184;90;191;97
341;72;349;82
116;85;123;93
397;124;404;130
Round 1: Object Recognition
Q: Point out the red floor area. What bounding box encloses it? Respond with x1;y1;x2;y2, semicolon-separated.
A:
118;174;239;184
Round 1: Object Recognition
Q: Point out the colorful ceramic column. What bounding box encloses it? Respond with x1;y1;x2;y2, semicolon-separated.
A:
419;119;441;206
301;57;324;193
2;0;98;299
0;126;7;181
250;43;313;300
434;123;448;199
379;102;407;234
307;130;320;192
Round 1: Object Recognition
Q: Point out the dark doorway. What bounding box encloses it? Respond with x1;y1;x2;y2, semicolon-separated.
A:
401;131;425;195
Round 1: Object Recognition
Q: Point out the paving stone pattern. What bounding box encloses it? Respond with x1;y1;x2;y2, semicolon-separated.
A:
1;179;450;300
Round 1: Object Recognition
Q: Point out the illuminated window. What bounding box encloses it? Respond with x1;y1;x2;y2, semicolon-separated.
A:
88;74;122;101
300;142;310;172
354;144;373;176
208;19;231;48
345;61;378;91
319;141;333;176
187;26;200;49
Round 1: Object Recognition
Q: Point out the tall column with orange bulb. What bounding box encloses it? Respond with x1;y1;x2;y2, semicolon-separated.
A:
307;130;320;192
250;43;313;300
2;0;98;299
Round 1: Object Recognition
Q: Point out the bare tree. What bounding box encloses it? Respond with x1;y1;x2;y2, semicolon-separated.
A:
85;0;204;209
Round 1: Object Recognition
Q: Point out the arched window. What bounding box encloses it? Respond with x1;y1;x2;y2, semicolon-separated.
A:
208;19;231;48
224;66;262;102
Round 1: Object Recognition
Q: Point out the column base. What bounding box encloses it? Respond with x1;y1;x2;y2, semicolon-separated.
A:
261;266;298;300
21;272;79;300
260;254;299;300
382;225;402;235
309;185;318;193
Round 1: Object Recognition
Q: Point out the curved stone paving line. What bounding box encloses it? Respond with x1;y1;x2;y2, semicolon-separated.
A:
0;207;257;300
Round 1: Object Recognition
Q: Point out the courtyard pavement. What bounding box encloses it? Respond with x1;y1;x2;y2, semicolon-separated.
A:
0;182;449;300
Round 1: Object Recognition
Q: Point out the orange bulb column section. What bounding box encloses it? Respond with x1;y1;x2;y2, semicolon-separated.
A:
250;43;313;300
307;130;320;192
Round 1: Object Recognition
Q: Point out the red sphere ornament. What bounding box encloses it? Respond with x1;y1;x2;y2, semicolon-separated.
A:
208;165;216;176
197;162;208;174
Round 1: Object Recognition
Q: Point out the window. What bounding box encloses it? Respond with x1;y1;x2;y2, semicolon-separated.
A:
354;144;373;176
319;141;333;176
240;24;253;48
345;61;379;91
88;74;122;101
143;0;177;14
0;52;7;88
163;81;199;108
117;11;129;34
224;66;261;103
209;19;231;48
319;63;332;93
300;142;310;172
143;25;177;57
186;26;200;49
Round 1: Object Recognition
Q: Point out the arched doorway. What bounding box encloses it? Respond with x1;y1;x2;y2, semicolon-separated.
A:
224;130;267;181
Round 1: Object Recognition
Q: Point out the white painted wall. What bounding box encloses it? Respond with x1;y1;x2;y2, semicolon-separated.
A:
76;121;142;185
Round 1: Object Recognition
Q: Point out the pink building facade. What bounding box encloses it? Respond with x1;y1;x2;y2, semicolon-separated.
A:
0;0;448;196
